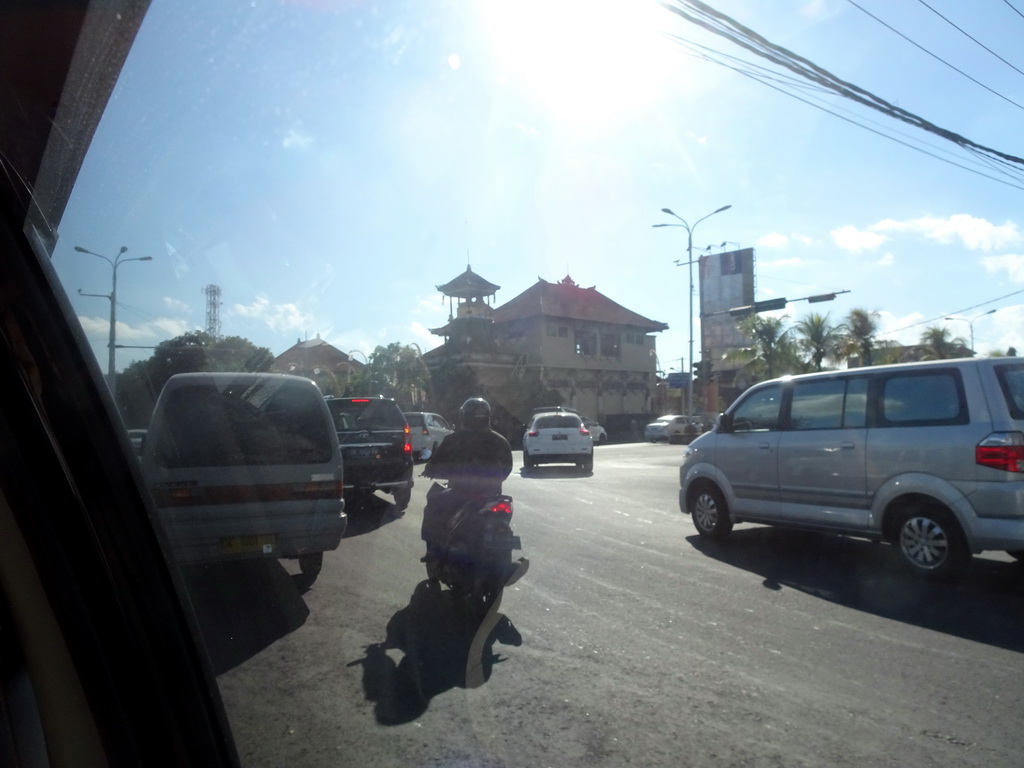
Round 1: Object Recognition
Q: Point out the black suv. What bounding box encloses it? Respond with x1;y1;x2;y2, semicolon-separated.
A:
324;396;414;510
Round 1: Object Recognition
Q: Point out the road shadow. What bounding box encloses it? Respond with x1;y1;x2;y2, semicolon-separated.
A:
343;493;407;538
346;580;523;725
519;465;593;479
688;528;1024;653
181;559;310;675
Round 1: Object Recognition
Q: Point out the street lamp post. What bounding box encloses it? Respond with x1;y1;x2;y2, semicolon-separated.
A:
653;204;732;421
75;245;153;388
945;309;996;354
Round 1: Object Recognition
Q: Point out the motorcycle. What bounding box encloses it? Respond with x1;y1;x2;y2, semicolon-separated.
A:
423;484;529;619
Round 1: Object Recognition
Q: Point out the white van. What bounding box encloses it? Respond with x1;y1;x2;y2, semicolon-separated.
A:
679;358;1024;579
141;372;346;583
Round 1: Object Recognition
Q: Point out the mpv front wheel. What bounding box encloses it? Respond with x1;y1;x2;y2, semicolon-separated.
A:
689;484;733;540
894;504;968;580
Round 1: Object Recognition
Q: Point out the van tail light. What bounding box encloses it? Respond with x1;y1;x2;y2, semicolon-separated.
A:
404;424;412;453
976;432;1024;473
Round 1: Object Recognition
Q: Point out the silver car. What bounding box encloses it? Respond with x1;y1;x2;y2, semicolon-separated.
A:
680;358;1024;579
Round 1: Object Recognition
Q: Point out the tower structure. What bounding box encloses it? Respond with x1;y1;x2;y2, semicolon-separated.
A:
203;284;222;340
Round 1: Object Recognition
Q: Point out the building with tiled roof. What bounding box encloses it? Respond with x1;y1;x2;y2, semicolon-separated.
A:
270;334;363;396
426;271;667;436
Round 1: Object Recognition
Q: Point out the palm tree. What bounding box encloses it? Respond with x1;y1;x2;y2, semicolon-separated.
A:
731;314;800;381
919;325;967;360
794;312;841;371
840;308;880;367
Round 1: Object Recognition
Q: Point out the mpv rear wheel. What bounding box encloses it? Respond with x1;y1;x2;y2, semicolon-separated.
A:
690;484;733;540
894;504;968;580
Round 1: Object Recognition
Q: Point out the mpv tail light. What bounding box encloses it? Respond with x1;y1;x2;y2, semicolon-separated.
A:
976;432;1024;473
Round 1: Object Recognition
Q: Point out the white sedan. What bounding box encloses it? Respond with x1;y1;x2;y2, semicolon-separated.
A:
644;415;690;442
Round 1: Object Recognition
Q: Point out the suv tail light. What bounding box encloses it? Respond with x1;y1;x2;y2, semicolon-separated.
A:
527;430;539;437
579;424;590;436
403;424;412;453
976;432;1024;473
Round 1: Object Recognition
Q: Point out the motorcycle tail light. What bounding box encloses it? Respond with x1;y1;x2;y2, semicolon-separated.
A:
489;500;513;516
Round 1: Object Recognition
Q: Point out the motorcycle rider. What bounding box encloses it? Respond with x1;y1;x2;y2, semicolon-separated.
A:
420;397;513;562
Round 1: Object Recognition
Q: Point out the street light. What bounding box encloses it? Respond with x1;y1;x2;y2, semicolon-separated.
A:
653;204;732;421
75;245;153;387
945;309;996;354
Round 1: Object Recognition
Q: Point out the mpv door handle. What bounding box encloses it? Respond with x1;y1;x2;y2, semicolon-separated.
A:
840;441;855;450
758;442;771;450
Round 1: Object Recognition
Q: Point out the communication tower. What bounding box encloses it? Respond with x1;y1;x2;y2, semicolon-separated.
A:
203;284;222;340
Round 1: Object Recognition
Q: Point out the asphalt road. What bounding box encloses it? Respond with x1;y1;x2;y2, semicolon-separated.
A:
191;442;1024;767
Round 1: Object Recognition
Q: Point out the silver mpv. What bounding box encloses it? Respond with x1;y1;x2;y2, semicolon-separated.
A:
679;358;1024;579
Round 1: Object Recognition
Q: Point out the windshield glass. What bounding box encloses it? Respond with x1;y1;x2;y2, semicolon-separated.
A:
15;0;1024;766
152;377;334;467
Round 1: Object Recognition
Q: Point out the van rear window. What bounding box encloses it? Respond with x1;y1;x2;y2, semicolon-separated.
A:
994;364;1024;420
879;371;967;426
154;380;334;467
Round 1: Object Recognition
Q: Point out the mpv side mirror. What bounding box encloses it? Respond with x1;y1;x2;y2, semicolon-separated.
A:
717;413;732;433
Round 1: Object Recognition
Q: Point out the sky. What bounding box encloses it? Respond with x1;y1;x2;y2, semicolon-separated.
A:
51;0;1024;377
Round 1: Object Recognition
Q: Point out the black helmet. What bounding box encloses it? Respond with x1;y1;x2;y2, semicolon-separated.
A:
460;397;491;431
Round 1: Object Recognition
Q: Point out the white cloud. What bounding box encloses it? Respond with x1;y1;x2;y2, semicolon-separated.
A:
877;252;894;266
282;121;314;150
760;257;803;268
410;322;443;350
982;254;1024;283
757;232;789;248
831;225;887;252
162;297;190;313
232;296;314;334
871;214;1021;251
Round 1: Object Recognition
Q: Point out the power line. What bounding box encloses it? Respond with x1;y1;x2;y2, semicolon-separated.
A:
1002;0;1024;23
666;33;1024;190
913;0;1024;79
884;287;1024;336
845;0;1024;110
660;1;1024;175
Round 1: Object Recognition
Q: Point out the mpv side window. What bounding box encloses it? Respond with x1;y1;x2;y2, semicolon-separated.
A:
994;364;1024;419
789;378;868;430
879;371;968;426
731;383;783;432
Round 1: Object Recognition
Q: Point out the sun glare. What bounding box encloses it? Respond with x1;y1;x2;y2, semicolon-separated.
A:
481;0;679;130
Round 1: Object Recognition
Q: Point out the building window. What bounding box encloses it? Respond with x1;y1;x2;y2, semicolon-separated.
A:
575;330;597;356
547;324;557;337
601;333;621;358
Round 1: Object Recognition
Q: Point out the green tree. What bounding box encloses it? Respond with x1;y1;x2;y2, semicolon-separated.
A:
840;308;880;367
794;312;841;372
348;343;431;410
919;325;968;360
115;332;273;427
730;314;800;381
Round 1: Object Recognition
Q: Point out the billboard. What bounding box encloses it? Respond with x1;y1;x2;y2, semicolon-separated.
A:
699;248;755;372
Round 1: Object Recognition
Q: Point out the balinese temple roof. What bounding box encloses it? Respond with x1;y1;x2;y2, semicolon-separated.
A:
436;265;500;299
492;275;668;331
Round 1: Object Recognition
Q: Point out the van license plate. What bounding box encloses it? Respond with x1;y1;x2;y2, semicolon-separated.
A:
221;534;277;555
